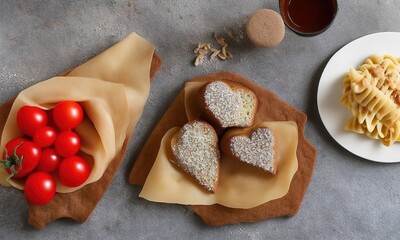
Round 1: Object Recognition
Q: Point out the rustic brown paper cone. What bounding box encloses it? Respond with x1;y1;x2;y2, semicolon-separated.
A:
0;39;161;229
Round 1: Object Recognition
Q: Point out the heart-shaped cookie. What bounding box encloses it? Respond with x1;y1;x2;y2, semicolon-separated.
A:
170;120;220;193
199;80;258;128
221;126;278;174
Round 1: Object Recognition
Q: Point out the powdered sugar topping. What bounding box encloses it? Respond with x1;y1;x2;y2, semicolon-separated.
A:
203;81;251;127
230;128;276;173
171;121;219;192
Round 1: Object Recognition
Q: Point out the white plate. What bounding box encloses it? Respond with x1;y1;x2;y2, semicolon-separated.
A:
317;32;400;163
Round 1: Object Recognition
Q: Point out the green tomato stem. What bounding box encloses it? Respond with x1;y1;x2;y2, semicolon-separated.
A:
0;142;24;180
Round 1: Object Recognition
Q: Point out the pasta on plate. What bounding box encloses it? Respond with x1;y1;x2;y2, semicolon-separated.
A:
340;55;400;146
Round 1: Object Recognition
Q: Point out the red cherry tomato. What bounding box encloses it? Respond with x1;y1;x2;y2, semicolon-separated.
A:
54;131;80;157
46;109;57;129
35;148;60;172
24;172;56;205
17;106;47;136
53;101;83;130
58;156;91;187
33;126;57;148
1;137;41;178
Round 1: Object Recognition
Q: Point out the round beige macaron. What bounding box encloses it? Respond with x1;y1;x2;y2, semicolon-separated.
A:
246;9;285;48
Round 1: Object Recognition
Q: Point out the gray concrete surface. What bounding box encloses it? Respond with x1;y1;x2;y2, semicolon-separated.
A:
1;0;400;239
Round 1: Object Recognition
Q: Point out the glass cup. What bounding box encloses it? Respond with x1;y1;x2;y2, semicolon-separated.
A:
279;0;338;36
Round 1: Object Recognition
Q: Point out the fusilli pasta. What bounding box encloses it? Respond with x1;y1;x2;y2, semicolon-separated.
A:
340;55;400;146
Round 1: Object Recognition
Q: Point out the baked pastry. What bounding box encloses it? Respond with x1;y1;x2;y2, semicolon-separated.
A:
198;80;258;129
170;120;220;193
246;9;285;48
129;72;316;226
221;126;278;175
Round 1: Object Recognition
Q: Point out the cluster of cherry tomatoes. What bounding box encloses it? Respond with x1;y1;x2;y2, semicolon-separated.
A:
1;101;91;205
